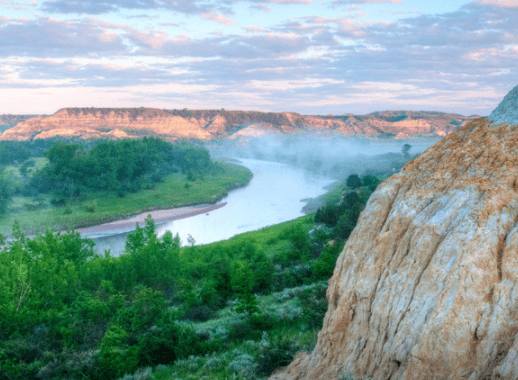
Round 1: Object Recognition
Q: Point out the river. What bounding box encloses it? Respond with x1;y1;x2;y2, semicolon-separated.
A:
92;159;335;255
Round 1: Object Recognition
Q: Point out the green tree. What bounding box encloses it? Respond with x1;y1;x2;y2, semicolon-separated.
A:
402;143;412;159
0;169;13;214
99;324;139;379
362;174;380;192
346;174;362;189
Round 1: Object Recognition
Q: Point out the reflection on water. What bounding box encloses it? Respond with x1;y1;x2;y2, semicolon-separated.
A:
93;159;334;255
155;159;334;246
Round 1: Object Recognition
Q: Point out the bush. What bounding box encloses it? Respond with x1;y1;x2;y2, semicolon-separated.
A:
299;283;328;329
226;349;256;379
183;305;214;322
84;200;97;213
256;333;300;377
116;366;153;380
99;324;139;379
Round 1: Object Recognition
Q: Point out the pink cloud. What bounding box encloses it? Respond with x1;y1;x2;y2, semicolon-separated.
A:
201;12;234;25
477;0;518;6
244;26;267;32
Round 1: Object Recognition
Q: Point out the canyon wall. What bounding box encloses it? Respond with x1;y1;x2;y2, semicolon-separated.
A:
0;108;475;141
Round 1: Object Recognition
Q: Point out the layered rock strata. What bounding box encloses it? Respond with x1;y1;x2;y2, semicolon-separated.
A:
0;108;475;141
271;113;518;379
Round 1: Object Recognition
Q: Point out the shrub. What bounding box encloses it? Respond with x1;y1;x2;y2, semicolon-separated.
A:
226;349;256;379
99;324;139;379
227;318;259;341
256;334;300;377
84;200;98;213
299;283;328;329
183;305;214;322
116;366;154;380
174;355;204;372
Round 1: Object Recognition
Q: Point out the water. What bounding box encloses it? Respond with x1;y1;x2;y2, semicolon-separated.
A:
93;159;334;255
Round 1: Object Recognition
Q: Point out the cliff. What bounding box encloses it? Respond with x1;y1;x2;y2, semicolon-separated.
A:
271;88;518;379
0;108;475;141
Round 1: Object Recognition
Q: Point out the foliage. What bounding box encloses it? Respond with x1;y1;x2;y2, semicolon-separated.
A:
362;174;380;192
29;138;221;198
346;174;362;189
0;169;376;379
402;143;412;159
0;169;13;214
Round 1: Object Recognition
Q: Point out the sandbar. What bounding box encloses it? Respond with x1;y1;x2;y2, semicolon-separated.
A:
76;202;227;238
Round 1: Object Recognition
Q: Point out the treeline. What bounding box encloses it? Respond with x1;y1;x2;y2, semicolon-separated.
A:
0;140;55;166
5;138;218;200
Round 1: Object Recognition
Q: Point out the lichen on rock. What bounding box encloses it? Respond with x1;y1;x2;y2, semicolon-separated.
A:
271;87;518;380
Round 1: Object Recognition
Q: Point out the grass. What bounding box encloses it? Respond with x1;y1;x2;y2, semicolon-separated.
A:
209;214;315;257
0;162;252;236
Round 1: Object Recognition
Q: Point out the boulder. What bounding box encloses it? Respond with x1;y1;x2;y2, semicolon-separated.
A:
271;88;518;380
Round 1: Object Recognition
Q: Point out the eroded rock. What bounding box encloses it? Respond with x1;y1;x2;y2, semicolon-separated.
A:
271;95;518;379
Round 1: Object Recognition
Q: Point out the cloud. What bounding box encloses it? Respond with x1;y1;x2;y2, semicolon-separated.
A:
476;0;518;7
0;1;30;10
0;17;128;57
332;0;401;5
250;4;272;12
201;12;234;25
243;26;267;32
41;0;214;15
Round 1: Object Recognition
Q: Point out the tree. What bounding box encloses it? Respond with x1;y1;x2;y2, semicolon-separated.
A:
346;174;362;189
362;174;380;192
402;143;412;159
0;170;13;214
99;324;139;379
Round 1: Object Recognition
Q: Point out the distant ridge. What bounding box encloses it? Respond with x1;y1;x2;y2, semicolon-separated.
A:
0;108;477;141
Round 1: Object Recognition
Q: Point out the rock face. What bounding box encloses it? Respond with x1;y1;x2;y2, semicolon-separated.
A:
271;95;518;379
489;84;518;125
0;108;475;141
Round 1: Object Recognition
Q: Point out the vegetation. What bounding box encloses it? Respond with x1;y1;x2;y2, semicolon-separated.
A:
0;139;252;234
0;169;377;380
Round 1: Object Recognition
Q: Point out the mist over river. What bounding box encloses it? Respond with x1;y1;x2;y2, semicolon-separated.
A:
92;159;335;255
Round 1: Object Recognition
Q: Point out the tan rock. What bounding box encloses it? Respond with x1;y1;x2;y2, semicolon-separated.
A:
0;109;476;141
270;117;518;380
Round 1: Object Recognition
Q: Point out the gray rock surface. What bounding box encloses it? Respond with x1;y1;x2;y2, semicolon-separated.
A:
489;84;518;124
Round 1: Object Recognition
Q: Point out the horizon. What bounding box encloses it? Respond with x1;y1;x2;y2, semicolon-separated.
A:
1;0;516;116
1;107;482;118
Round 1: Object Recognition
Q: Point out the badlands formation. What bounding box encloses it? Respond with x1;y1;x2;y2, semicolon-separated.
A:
271;84;518;380
0;108;474;141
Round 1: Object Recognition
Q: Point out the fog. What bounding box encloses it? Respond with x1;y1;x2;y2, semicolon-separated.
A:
207;133;441;180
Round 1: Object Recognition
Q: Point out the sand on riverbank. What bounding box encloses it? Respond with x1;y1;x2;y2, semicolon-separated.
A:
75;202;227;238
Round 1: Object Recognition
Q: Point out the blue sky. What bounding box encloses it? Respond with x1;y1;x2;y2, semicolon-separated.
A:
0;0;516;115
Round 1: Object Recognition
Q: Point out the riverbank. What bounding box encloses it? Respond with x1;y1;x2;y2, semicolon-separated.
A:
0;161;253;237
77;202;228;238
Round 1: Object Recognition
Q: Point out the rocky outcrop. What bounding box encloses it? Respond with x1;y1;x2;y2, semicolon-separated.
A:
0;108;476;141
271;91;518;379
489;84;518;125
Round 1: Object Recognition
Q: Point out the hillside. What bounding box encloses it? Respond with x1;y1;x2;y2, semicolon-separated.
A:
271;86;518;379
0;108;476;141
0;114;39;134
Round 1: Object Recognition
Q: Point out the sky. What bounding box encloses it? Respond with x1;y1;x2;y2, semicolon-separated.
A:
0;0;517;116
